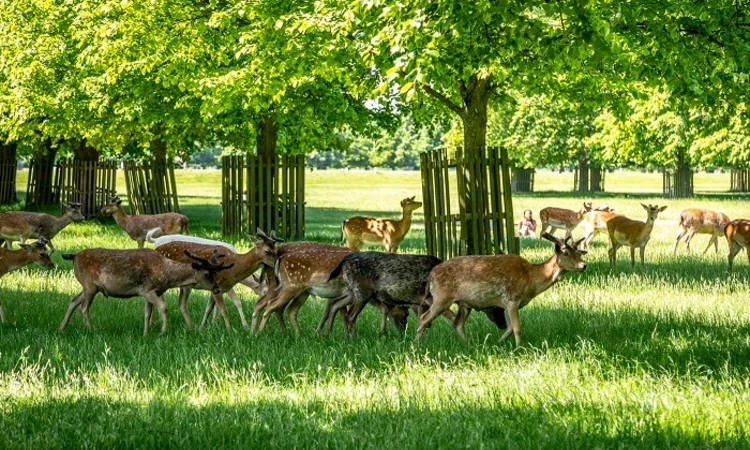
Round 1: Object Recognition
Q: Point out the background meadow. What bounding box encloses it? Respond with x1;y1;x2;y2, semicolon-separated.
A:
1;168;749;449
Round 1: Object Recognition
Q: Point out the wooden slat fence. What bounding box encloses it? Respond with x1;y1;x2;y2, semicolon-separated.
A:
58;158;117;218
123;161;180;214
26;158;61;206
420;146;519;260
222;153;305;239
0;158;17;204
511;167;535;192
730;169;750;192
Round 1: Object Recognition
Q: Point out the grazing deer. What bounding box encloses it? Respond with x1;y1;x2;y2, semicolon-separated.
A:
101;196;189;249
0;239;55;322
0;212;32;249
538;201;592;246
580;206;619;250
673;208;730;254
725;219;750;272
342;196;422;253
59;248;233;335
7;202;86;251
153;229;278;330
606;204;667;270
416;233;587;347
323;252;456;336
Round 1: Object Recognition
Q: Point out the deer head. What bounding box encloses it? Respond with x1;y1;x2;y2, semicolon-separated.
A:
541;232;587;272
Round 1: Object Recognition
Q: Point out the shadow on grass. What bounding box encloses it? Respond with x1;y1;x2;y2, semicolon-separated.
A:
1;395;741;449
514;190;750;201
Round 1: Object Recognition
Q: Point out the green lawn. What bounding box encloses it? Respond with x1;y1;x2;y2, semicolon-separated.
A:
1;168;749;449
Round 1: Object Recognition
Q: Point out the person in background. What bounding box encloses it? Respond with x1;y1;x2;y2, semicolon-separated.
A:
517;209;537;238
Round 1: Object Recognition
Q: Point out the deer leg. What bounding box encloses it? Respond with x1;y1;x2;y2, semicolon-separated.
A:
316;295;346;335
286;293;310;337
226;288;249;330
250;291;272;334
177;287;194;328
212;294;231;329
143;292;168;336
144;299;154;335
728;242;742;272
608;243;618;270
684;230;696;252
453;306;471;341
416;302;448;340
136;237;145;249
343;296;369;337
705;234;718;254
60;291;85;331
199;295;217;330
258;288;295;334
80;293;96;331
673;227;687;253
0;297;4;323
639;245;646;268
324;295;352;336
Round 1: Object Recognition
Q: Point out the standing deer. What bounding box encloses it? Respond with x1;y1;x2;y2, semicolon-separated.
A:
538;201;592;246
416;233;587;347
0;238;55;322
673;208;730;254
606;204;667;270
0;212;32;249
342;196;422;253
725;219;750;272
101;196;189;249
60;248;233;335
580;206;619;250
7;202;86;251
153;229;278;331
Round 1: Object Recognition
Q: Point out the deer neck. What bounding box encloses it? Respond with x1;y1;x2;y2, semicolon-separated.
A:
530;255;566;297
399;208;414;231
222;251;263;285
636;216;657;241
49;213;74;235
162;258;202;287
111;207;131;228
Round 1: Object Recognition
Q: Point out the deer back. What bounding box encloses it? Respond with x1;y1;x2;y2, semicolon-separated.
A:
0;213;31;242
680;208;730;234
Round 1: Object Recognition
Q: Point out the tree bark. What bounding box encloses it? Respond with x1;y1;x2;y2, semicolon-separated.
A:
252;113;279;233
730;169;750;192
28;138;59;206
511;167;535;192
74;140;101;217
663;148;693;198
0;141;18;204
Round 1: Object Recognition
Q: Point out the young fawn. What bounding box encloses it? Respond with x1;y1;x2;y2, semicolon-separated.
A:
342;196;422;253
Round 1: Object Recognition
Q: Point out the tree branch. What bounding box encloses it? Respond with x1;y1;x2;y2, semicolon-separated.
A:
420;84;466;119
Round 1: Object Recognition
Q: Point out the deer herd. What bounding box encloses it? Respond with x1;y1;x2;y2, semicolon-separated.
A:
0;193;748;347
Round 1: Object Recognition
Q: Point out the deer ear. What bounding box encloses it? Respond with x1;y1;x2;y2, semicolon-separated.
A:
116;199;122;206
659;205;667;212
641;203;648;210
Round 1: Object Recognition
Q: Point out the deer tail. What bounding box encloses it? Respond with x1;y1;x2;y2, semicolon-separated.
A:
61;253;77;261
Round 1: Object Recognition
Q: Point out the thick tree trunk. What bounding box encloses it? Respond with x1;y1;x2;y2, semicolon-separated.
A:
74;140;101;217
252;114;279;233
0;141;18;204
663;149;693;198
511;167;535;192
27;139;59;206
574;157;605;193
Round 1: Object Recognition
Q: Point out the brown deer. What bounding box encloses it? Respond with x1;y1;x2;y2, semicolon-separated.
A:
342;196;422;253
606;204;667;270
0;212;32;249
416;233;587;347
0;238;55;322
580;206;620;250
673;208;730;254
538;201;592;246
7;202;86;251
725;219;750;272
101;196;189;249
59;248;233;335
153;229;278;330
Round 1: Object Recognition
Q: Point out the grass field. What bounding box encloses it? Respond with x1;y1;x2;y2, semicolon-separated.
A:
1;168;750;449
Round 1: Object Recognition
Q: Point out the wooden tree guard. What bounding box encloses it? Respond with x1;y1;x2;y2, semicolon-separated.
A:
730;169;750;192
221;153;305;239
574;160;605;192
26;158;61;206
123;160;180;214
58;158;117;218
0;158;16;204
663;167;694;198
420;146;519;261
511;167;535;192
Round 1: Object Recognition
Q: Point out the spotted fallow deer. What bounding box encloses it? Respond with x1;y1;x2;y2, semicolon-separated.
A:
538;201;592;246
153;229;278;331
673;208;730;254
725;219;750;272
7;202;86;251
0;238;55;322
580;206;619;250
342;196;422;253
101;196;189;249
416;233;587;347
59;248;233;336
606;204;667;270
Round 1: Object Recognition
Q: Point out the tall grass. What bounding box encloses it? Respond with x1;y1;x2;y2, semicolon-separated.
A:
1;168;749;449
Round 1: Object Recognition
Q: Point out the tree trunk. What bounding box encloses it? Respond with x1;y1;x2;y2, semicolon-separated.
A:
511;167;535;192
730;169;750;192
74;140;101;217
252;114;279;233
574;157;605;193
0;141;18;204
27;139;59;206
663;149;693;198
